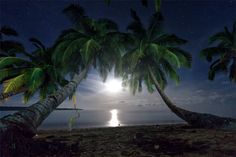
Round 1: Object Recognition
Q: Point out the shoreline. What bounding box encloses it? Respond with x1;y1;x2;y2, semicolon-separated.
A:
38;122;187;131
29;124;236;157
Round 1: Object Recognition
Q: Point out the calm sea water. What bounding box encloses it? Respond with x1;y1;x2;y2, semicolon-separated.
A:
39;109;184;129
0;109;184;130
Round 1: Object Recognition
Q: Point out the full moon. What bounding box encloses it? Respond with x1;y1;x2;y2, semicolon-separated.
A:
105;79;122;93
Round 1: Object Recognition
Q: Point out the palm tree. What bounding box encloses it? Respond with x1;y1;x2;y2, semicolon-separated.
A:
53;4;122;81
201;22;236;82
119;10;236;129
0;5;122;154
0;38;68;102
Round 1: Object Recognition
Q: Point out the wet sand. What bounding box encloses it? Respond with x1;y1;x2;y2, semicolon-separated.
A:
29;124;236;157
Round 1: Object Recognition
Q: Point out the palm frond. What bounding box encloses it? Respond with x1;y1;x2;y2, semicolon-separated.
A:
0;26;18;37
148;12;163;40
97;18;118;32
0;68;22;83
80;39;100;63
127;9;146;36
144;73;155;93
208;58;230;80
29;38;46;51
63;4;86;24
0;40;25;55
155;34;187;46
27;68;45;92
209;32;232;46
0;57;32;69
161;61;180;84
168;47;192;68
149;44;181;68
3;74;26;93
200;47;230;62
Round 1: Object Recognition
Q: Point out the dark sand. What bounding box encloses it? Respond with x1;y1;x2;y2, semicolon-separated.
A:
29;124;236;157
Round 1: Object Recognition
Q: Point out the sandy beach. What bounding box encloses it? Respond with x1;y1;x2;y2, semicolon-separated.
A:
21;124;236;157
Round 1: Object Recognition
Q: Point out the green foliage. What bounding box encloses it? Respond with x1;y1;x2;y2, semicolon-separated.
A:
0;37;68;102
0;57;32;69
81;39;100;63
201;21;236;82
28;68;45;92
0;68;22;83
119;10;191;94
3;74;26;93
54;4;123;82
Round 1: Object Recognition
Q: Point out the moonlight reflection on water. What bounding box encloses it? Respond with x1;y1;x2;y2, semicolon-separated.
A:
108;109;120;127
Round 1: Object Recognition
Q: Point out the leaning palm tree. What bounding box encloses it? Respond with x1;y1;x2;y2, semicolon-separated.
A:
201;21;236;82
0;4;122;155
0;38;68;102
119;10;236;129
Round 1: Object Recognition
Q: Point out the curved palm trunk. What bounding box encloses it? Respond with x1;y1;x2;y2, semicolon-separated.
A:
0;68;88;156
148;67;236;129
0;87;27;101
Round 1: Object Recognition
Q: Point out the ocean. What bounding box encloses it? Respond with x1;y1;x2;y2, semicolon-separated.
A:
0;109;185;130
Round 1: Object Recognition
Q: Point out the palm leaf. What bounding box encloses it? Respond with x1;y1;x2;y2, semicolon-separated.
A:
29;38;46;51
63;4;85;24
81;39;100;63
62;38;87;64
0;40;25;55
0;26;18;37
168;47;192;68
0;57;32;69
200;47;229;62
144;73;155;93
3;74;26;93
27;68;45;92
161;61;180;84
148;12;163;40
209;32;232;45
155;34;187;46
97;18;118;32
208;59;230;80
149;44;181;67
0;68;22;83
127;9;146;36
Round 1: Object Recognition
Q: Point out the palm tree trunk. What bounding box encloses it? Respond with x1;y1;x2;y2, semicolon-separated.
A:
0;68;88;156
0;87;27;101
148;66;236;129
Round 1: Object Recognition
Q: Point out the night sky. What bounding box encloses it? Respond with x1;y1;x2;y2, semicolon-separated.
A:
1;0;236;118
